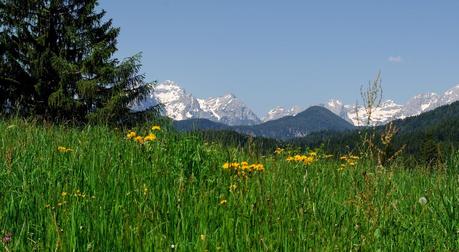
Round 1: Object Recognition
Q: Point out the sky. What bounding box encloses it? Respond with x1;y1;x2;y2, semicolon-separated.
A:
99;0;459;116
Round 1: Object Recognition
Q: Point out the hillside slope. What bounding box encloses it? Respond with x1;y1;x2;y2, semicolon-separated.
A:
235;106;355;140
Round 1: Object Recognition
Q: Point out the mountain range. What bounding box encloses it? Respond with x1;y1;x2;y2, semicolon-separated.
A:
321;86;459;126
174;106;355;140
133;80;459;127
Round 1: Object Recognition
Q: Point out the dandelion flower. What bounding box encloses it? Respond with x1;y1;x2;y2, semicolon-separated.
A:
151;125;161;131
134;136;144;144
274;147;284;154
143;184;149;196
57;146;72;153
253;163;265;172
229;184;237;192
57;201;67;207
418;196;427;205
126;130;137;139
144;133;156;142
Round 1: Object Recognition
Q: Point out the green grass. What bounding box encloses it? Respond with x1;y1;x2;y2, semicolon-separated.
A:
0;118;458;251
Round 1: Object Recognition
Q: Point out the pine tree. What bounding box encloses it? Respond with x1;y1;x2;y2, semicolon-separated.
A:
420;133;440;167
0;0;152;123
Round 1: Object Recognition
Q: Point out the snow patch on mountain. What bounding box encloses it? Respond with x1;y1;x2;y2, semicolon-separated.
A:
340;100;404;126
263;105;303;122
134;80;260;126
319;84;459;126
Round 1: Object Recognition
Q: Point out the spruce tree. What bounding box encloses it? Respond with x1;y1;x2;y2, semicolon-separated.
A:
0;0;151;123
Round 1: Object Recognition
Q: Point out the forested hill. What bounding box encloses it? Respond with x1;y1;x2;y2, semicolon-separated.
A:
174;106;355;140
289;101;459;160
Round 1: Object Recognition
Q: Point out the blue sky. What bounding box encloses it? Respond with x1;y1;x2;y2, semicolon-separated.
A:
99;0;459;116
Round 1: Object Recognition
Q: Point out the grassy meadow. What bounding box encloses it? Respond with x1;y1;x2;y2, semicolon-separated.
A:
0;119;458;251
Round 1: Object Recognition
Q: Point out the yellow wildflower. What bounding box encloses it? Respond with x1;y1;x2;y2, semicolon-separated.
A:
274;147;284;155
223;161;264;177
229;184;237;192
144;133;157;142
339;153;359;170
294;155;304;161
151;125;161;131
143;184;148;196
57;146;72;153
252;163;265;172
231;162;240;169
57;201;67;207
74;189;82;197
303;156;314;165
127;130;137;139
286;152;318;166
219;199;227;205
134;136;144;144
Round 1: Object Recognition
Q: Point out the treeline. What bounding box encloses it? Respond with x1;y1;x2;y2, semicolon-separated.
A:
0;0;155;125
188;130;280;156
189;101;459;167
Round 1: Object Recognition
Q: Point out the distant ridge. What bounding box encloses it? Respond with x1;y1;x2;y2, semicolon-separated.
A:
175;106;355;140
234;106;355;140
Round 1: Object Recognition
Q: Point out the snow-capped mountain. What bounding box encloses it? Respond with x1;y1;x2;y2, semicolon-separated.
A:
198;94;260;126
263;105;303;122
134;80;261;126
338;100;404;126
153;80;211;120
442;85;459;104
319;84;459;126
401;93;441;118
323;99;353;122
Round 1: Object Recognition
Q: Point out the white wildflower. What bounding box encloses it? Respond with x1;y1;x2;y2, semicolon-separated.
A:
418;196;427;205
